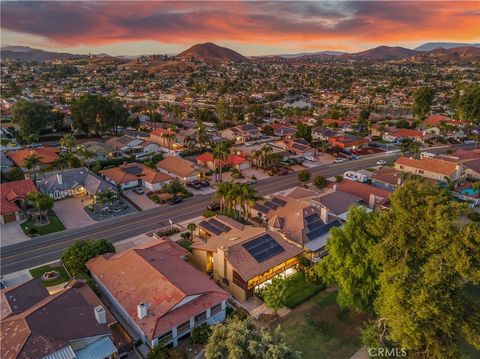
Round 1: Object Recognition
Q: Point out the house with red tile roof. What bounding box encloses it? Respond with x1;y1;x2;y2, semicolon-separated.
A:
196;152;250;171
7;147;60;170
149;128;182;152
334;179;391;210
328;134;369;150
0;179;37;224
394;156;463;181
421;115;466;139
100;162;172;191
383;128;427;143
87;237;230;348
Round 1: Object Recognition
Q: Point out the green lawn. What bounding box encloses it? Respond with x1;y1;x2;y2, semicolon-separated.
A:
284;272;325;308
21;214;65;236
177;239;193;252
29;264;71;287
272;290;366;359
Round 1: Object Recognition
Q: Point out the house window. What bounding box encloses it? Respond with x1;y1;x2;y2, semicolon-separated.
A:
194;311;207;325
177;320;191;336
418;170;424;174
210;303;222;316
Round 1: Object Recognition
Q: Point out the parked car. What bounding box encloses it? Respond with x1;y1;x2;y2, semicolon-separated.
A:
207;202;220;211
348;155;359;160
278;169;289;176
376;160;387;165
133;187;144;194
305;155;316;162
335;157;346;163
186;181;202;190
169;197;183;205
198;180;210;187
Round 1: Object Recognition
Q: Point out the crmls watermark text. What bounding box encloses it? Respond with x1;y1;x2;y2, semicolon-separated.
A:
367;347;407;357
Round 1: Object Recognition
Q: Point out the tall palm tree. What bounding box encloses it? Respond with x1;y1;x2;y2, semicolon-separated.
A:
252;149;263;169
196;120;208;147
76;147;94;169
399;139;421;159
187;223;196;240
184;135;195;150
443;176;460;191
260;145;273;167
60;134;76;169
23;153;43;181
212;142;230;182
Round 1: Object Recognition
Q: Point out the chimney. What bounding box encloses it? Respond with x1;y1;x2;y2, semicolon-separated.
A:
56;172;63;185
137;302;148;319
368;194;376;209
320;206;329;224
94;305;107;324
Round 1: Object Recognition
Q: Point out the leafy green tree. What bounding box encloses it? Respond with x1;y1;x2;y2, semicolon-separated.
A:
412;87;435;119
371;180;480;357
205;317;300;359
295;123;312;143
319;206;379;314
12;99;54;137
313;175;328;189
262;277;287;315
297;169;311;185
191;323;212;344
262;125;274;136
0;167;25;182
62;239;115;277
399;138;421;158
456;84;480;124
147;343;170;359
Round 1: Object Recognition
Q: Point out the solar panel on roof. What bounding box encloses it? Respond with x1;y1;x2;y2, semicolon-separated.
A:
305;213;320;223
295;138;310;145
263;201;279;210
253;203;270;214
292;143;308;151
124;166;143;175
198;221;222;235
243;234;285;263
208;218;231;233
271;197;287;207
306;220;342;241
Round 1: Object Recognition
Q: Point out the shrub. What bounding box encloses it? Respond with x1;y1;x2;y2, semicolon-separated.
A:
147;344;170;359
156;227;180;237
335;175;343;183
191;323;212;344
251;175;257;180
231;172;244;179
202;210;217;218
26;227;39;235
313;175;328;189
297;169;311;184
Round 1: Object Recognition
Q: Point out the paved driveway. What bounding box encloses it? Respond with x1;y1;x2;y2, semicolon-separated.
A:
0;222;29;246
53;197;96;229
123;189;159;210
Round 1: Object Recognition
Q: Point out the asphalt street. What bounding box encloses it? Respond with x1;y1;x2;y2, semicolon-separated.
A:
0;145;473;274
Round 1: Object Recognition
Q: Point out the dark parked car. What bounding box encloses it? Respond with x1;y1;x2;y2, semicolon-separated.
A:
199;180;210;187
207;202;220;211
278;169;289;176
169;197;183;205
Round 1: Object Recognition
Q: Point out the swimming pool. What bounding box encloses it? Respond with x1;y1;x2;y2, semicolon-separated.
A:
460;188;479;196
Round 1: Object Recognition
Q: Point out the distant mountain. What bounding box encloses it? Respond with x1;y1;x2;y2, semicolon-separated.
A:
343;46;418;61
273;51;345;59
177;42;249;63
1;46;82;62
414;46;480;63
415;42;480;52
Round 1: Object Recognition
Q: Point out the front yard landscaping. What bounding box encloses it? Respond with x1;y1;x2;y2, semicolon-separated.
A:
29;263;71;287
271;290;366;359
21;213;65;236
284;272;325;308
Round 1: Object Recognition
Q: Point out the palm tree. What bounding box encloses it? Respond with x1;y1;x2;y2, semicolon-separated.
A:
196;120;208;147
183;135;195;150
76;147;94;169
399;139;421;159
252;149;263;169
260;145;273;167
26;191;54;225
472;182;480;192
212;142;230;182
23;153;43;181
60;134;76;168
187;223;196;241
443;176;460;191
95;189;117;206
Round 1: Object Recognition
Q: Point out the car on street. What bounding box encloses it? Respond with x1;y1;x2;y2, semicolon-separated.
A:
335;157;346;163
348;155;359;160
133;187;144;194
169;197;183;205
376;160;387;165
278;169;289;176
305;155;316;162
186;181;203;190
207;202;220;211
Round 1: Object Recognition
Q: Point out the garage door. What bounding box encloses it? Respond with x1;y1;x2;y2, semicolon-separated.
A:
3;213;17;223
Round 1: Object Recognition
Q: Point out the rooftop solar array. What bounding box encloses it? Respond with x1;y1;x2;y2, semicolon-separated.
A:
243;234;285;263
292;143;309;151
271;197;287;206
294;138;310;146
123;166;143;175
198;218;232;236
254;197;287;215
306;219;342;241
252;203;270;214
305;213;320;223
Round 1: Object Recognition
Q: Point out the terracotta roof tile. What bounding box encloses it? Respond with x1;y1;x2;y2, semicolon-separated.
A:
100;163;172;185
7;147;60;167
395;156;459;177
0;179;37;215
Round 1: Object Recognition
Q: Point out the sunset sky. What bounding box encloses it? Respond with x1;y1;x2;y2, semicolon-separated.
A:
1;1;479;56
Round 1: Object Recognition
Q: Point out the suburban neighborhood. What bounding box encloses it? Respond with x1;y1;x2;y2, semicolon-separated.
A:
1;2;480;359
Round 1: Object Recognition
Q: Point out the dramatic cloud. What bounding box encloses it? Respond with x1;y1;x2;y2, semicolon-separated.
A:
1;1;479;52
